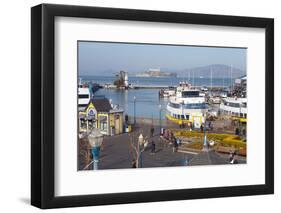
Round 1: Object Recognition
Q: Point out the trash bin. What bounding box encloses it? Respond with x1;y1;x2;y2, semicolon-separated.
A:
160;128;164;135
125;125;129;133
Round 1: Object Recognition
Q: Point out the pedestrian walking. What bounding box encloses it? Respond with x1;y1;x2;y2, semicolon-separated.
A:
235;127;240;136
200;124;204;133
150;126;154;137
151;140;156;154
172;138;178;152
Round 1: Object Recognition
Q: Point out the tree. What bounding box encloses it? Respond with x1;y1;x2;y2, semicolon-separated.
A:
128;132;148;168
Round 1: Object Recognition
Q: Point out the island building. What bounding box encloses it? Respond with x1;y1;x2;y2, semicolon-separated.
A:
136;68;177;78
79;97;124;135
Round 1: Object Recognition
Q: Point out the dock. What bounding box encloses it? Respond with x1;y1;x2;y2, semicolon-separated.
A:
100;83;228;90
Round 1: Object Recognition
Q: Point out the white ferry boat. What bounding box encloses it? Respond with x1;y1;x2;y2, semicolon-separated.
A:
78;80;91;112
219;97;247;122
166;82;208;128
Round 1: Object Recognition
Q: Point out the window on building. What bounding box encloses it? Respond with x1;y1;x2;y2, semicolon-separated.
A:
99;116;108;131
88;119;96;129
80;118;87;130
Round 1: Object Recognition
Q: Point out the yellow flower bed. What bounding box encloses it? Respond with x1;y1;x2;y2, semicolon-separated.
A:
173;130;246;149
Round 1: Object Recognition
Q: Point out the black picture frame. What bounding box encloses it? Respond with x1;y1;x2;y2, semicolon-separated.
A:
31;3;274;209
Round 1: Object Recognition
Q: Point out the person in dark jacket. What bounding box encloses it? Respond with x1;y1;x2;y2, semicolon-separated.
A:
200;124;204;133
151;140;156;154
150;126;154;137
235;127;240;136
172;138;178;152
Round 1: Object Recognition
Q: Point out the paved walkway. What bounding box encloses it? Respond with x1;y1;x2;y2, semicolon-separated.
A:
79;125;245;170
98;124;194;170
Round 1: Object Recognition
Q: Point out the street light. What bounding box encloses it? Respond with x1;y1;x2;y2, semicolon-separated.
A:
202;112;209;151
88;128;104;170
181;100;185;128
138;134;144;168
159;104;162;135
138;133;148;168
133;96;136;125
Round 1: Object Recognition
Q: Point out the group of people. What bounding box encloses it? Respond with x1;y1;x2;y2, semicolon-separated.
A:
200;121;214;133
235;127;246;137
161;129;180;152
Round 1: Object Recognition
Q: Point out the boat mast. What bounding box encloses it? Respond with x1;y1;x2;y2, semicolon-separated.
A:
222;69;224;89
192;70;195;87
230;64;233;93
210;66;213;94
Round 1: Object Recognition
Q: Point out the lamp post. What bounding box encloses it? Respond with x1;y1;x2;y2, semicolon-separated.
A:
137;133;148;168
133;96;136;125
181;100;185;128
202;112;209;151
88;128;104;170
159;104;162;135
138;134;144;168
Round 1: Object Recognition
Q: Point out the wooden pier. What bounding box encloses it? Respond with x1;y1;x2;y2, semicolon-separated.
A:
101;83;228;90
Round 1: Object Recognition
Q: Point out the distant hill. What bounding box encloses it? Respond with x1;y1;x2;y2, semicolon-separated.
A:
178;64;245;79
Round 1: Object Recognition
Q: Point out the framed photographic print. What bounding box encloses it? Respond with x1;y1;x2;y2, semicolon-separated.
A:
31;4;274;209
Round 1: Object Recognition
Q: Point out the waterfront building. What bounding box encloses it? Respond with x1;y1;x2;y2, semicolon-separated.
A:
79;97;124;135
233;75;247;98
113;70;129;89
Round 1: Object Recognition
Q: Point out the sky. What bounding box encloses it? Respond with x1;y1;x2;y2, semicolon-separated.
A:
78;41;246;76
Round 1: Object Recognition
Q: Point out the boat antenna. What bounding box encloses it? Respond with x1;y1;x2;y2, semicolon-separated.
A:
210;65;213;94
192;70;195;87
230;64;233;93
222;69;225;89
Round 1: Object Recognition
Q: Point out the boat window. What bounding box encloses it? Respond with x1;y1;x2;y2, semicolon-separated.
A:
79;94;89;99
181;115;185;119
182;103;207;109
185;115;189;120
177;115;180;119
169;102;180;108
224;102;241;108
182;91;200;97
